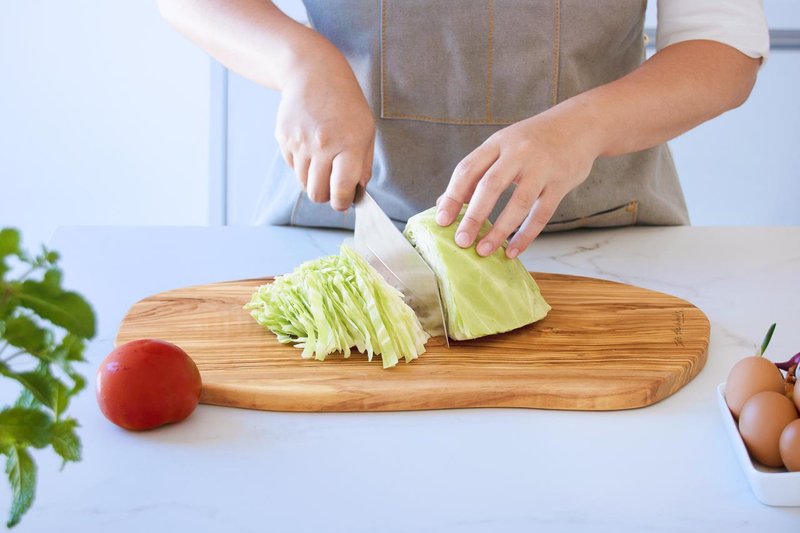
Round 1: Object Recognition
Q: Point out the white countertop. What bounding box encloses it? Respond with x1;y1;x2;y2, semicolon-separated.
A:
8;225;800;532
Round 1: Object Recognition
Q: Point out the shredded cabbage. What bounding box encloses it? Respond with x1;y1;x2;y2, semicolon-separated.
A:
244;245;429;368
404;206;550;340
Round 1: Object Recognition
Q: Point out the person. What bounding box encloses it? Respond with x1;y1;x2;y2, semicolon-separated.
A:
159;0;769;259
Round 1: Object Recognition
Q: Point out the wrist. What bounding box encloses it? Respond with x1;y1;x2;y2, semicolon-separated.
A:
538;96;608;162
281;33;350;90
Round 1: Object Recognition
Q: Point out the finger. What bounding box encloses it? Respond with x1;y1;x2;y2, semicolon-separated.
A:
280;145;294;170
436;177;479;212
436;144;499;227
275;128;294;168
360;137;375;186
330;152;363;211
476;179;542;257
506;188;563;258
294;151;311;190
454;158;519;249
306;156;332;203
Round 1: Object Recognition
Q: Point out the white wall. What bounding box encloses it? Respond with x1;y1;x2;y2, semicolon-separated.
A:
0;1;210;248
669;51;800;226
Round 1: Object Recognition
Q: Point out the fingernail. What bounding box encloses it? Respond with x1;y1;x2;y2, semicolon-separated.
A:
477;241;493;256
436;209;450;226
455;231;471;248
506;247;519;259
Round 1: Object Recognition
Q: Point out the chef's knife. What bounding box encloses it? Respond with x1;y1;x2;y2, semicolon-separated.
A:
349;185;449;345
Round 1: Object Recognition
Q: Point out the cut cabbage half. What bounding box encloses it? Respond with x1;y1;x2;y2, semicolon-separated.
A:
404;206;550;340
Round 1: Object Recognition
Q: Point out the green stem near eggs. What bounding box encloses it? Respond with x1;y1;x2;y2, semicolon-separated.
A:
758;323;776;356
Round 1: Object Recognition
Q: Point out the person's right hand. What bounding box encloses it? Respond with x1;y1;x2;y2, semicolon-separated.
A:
276;55;375;211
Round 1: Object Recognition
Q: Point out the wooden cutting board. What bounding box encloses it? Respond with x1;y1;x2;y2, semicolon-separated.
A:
116;273;709;412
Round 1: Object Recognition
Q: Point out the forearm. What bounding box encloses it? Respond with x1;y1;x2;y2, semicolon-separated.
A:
157;0;348;90
555;40;761;158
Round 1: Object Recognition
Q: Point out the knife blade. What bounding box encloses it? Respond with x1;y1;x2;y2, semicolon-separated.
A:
350;185;449;345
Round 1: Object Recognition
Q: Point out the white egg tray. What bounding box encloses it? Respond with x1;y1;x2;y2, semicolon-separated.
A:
716;383;800;506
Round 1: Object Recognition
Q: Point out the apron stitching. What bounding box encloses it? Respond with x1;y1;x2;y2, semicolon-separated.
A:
380;0;388;117
551;0;561;106
486;0;494;122
627;200;639;224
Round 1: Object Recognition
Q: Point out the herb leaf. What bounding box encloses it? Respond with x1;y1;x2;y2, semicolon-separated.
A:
4;446;36;528
15;280;95;339
13;390;39;410
53;380;71;419
0;228;20;260
51;333;87;364
3;315;51;357
0;228;21;285
0;364;57;411
0;408;53;449
51;418;81;468
66;369;86;396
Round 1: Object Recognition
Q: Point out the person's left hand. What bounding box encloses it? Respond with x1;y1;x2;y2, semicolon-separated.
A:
435;107;602;259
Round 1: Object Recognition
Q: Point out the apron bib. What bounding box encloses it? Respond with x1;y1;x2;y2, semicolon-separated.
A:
255;0;689;231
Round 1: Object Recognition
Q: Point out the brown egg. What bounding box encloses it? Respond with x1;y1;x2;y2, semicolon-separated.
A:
794;381;800;413
780;419;800;472
738;391;799;467
725;356;785;418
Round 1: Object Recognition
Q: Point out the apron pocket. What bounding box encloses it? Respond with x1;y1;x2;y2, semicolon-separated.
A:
380;0;557;125
543;201;639;232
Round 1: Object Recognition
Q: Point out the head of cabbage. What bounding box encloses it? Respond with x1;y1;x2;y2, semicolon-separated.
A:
403;207;550;340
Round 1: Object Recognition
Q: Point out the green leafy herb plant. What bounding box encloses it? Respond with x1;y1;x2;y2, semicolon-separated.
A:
0;228;95;528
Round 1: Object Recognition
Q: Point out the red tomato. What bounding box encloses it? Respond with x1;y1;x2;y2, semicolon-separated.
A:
96;339;201;431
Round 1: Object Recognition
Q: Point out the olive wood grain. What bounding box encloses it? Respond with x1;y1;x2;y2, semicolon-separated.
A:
116;273;709;412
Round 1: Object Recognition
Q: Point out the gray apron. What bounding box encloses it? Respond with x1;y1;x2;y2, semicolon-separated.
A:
254;0;690;231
